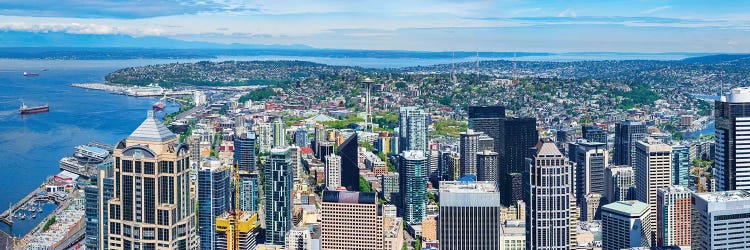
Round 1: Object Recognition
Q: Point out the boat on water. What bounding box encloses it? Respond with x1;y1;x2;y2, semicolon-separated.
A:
19;214;25;220
153;101;166;111
31;213;36;219
19;103;49;114
23;72;39;77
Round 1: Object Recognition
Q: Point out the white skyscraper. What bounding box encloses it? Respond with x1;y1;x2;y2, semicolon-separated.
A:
692;190;750;250
325;154;341;190
273;118;286;148
439;181;502;250
526;140;573;250
635;138;672;239
256;122;273;154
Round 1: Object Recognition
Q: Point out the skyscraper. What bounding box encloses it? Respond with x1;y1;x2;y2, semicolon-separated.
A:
604;166;636;203
459;129;481;177
398;106;428;154
197;161;231;250
635;139;672;239
569;140;607;220
692;190;750;250
582;125;607;144
614;120;646;166
273;118;286;148
525;140;572;250
256;122;273;154
476;150;499;184
671;145;690;186
265;147;293;245
399;150;427;224
468;105;505;154
321;190;385;250
215;211;259;250
439;181;502;250
500;117;538;206
86;162;114;250
238;171;259;212
338;133;359;191
105;111;196;249
601;201;651;250
656;185;692;248
715;87;750;191
325;154;341;190
294;127;308;147
234;132;256;172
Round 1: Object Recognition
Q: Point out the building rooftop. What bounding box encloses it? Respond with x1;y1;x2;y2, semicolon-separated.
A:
602;201;649;215
127;110;177;142
725;87;750;103
535;141;563;157
659;185;692;194
401;150;427;161
439;181;498;194
695;190;750;203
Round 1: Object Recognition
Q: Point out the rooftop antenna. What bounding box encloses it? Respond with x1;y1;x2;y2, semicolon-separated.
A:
475;50;479;81
513;52;518;85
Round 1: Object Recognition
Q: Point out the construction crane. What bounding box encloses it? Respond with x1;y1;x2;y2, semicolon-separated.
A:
228;162;242;250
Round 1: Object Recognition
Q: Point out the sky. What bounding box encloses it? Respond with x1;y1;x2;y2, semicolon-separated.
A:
0;0;749;52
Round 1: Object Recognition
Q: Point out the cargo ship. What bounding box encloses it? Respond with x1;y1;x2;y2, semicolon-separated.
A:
19;103;49;114
23;72;39;77
153;101;166;111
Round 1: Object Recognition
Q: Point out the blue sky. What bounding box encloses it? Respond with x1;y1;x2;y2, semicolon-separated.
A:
0;0;748;52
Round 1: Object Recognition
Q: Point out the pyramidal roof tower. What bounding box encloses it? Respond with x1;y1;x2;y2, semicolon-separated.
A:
127;110;177;142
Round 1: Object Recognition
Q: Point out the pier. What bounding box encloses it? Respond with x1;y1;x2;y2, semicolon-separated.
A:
0;183;47;226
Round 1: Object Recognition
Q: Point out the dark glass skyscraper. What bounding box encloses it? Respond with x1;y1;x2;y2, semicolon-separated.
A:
399;150;428;224
265;147;293;245
338;133;359;191
499;117;538;206
614;120;646;166
234;132;256;172
582;125;608;144
715;88;750;191
197;163;230;250
468;105;505;154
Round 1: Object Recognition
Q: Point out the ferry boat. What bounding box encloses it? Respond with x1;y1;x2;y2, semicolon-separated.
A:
19;103;49;114
23;72;39;77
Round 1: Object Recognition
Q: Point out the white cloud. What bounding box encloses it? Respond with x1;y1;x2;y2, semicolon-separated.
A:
0;22;164;36
640;5;672;15
557;8;577;18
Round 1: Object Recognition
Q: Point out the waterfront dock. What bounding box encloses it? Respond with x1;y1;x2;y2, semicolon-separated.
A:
70;83;193;97
0;183;47;226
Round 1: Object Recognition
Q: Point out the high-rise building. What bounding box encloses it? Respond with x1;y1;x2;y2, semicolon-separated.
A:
286;227;313;250
265;147;293;245
256;122;273;154
338;133;359;191
321;190;387;250
86;162;114;250
692;190;750;249
525;140;572;250
234;132;257;172
289;145;302;179
656;185;692;248
715;87;750;191
582;125;608;144
501;117;538;206
635;139;672;240
294;127;308;147
325;154;341;190
197;161;231;249
614;120;646;166
604;166;636;203
569;140;607;220
105;111;196;249
439;181;502;250
273;118;286;148
478;134;495;152
468;105;505;154
476;150;499;184
439;150;459;181
215;211;259;250
381;173;399;201
601;201;651;250
399;150;427;224
671;145;690;187
398;106;428;154
238;171;259;212
459;129;481;177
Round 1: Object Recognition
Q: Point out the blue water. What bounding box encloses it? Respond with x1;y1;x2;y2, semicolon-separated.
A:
0;59;178;237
